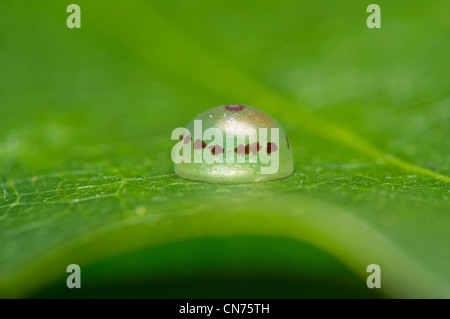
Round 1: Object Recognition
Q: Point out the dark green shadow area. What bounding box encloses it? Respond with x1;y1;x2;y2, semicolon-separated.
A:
30;236;380;298
2;0;448;299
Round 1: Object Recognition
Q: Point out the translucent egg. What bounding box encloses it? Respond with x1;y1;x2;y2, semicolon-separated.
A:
173;104;294;183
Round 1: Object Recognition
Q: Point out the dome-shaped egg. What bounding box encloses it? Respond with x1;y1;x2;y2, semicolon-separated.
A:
172;104;293;183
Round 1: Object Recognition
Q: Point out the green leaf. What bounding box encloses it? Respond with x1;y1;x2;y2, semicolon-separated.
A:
0;0;449;298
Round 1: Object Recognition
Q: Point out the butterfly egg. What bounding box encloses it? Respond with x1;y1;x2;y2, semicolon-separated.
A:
173;104;294;183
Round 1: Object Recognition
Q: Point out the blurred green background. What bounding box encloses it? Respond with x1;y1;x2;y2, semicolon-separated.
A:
0;0;449;298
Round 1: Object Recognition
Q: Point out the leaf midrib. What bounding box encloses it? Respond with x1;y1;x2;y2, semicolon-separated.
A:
80;0;449;182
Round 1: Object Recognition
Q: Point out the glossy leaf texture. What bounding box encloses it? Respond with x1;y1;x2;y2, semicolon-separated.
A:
0;0;449;298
